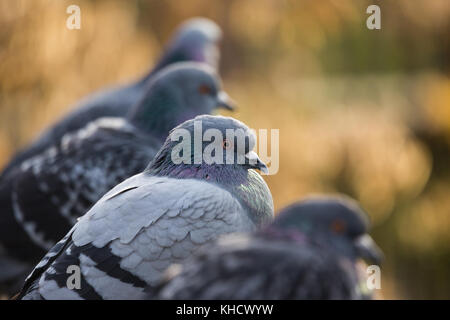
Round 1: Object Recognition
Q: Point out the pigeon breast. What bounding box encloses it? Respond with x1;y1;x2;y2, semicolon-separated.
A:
18;173;260;300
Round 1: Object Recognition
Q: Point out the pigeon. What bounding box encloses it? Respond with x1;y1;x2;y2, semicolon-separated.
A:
0;62;235;295
17;115;274;300
150;195;383;300
0;17;222;178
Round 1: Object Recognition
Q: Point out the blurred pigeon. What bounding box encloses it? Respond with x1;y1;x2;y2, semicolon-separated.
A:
0;63;235;295
17;115;274;300
1;17;222;178
150;195;383;300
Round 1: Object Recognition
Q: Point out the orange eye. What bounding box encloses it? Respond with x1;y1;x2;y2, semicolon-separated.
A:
198;84;212;95
222;139;233;149
331;220;346;233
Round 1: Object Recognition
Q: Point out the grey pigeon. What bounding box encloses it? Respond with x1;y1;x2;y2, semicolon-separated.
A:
1;17;222;178
150;195;383;300
17;115;274;300
0;63;235;295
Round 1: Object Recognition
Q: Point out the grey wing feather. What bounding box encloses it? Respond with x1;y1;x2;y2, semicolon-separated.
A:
22;175;252;299
17;229;75;299
9;117;158;251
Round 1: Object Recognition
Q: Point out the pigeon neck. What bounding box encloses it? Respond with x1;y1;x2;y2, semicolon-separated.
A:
136;46;200;87
146;156;273;227
230;169;274;227
127;87;188;142
135;55;179;87
147;157;246;184
153;49;191;75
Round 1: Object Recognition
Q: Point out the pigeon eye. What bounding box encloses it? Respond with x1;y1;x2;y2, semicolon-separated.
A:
222;139;233;150
331;220;346;233
198;84;212;95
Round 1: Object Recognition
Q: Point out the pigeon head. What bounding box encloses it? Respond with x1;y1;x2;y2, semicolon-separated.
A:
154;17;222;72
147;115;268;177
272;195;383;265
147;115;273;226
128;62;236;142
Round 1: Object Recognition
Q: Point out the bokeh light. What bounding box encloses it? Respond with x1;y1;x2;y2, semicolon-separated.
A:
0;0;449;299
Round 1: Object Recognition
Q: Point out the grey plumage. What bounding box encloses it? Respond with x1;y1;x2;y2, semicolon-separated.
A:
1;17;222;178
150;195;382;300
0;63;234;295
17;115;274;300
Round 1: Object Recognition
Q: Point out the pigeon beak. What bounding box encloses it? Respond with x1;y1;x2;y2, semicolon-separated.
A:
245;151;269;175
354;234;383;266
216;91;237;111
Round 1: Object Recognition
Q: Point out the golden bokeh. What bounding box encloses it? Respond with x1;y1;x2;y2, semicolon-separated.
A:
0;0;449;299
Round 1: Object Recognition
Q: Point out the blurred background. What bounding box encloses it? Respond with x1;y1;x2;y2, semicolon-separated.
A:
0;0;449;299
